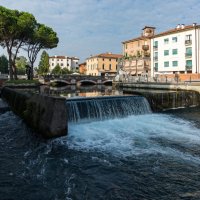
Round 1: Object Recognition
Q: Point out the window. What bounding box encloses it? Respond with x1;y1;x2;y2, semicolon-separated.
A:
116;64;117;70
186;60;192;70
186;47;192;56
172;61;178;67
103;58;104;61
154;63;158;72
138;41;140;47
185;34;192;40
61;63;63;66
154;41;158;47
164;61;169;67
102;64;104;70
52;63;54;66
57;59;59;61
109;64;112;70
164;50;169;56
172;37;178;43
164;38;169;44
125;44;127;49
109;59;111;61
52;59;54;61
172;49;178;55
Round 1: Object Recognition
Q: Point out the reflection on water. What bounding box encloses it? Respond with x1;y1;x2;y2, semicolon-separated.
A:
39;85;123;98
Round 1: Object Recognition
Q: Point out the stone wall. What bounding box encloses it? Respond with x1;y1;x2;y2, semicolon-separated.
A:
1;87;67;138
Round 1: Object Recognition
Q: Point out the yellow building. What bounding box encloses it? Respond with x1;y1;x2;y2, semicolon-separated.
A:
121;26;155;76
86;53;123;76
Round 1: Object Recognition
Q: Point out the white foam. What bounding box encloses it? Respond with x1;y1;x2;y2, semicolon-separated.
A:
62;113;200;163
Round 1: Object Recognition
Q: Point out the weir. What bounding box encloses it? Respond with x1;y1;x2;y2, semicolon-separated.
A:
66;95;152;122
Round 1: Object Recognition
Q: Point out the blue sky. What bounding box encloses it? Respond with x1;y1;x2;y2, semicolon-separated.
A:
0;0;200;65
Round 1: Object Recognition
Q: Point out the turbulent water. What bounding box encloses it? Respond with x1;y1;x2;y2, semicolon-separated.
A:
1;108;200;200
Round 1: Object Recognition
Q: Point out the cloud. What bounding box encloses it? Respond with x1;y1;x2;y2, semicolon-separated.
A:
0;0;200;65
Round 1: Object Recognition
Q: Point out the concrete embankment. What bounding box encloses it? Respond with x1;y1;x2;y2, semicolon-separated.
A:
1;87;67;138
114;82;200;93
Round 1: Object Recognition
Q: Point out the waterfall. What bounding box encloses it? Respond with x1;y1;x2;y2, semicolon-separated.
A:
66;96;152;122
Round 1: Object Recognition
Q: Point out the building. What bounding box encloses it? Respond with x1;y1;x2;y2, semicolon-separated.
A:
86;53;123;76
49;55;79;72
151;23;200;78
122;26;155;76
78;62;87;74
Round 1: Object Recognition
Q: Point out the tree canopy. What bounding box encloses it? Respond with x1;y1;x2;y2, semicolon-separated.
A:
0;6;58;80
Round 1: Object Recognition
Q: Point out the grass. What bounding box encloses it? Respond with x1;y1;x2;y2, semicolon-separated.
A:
5;79;40;85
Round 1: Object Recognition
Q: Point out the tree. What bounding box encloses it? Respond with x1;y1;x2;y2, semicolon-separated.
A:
38;50;49;75
0;6;37;79
15;56;28;75
26;23;59;79
61;67;70;74
0;55;8;74
51;64;61;75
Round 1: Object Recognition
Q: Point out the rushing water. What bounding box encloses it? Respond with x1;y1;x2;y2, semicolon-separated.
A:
1;89;200;199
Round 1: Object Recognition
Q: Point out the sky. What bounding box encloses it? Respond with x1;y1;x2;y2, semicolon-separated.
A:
0;0;200;65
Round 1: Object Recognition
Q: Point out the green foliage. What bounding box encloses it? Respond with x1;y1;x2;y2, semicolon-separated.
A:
38;50;49;75
51;64;61;75
5;79;39;84
61;67;70;74
0;55;8;74
15;56;28;75
26;23;59;78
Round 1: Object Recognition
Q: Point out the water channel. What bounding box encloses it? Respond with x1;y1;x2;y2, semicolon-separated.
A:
1;85;200;200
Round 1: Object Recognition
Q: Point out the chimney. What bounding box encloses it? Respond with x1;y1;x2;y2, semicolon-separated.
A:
176;24;181;29
181;24;185;29
193;23;197;27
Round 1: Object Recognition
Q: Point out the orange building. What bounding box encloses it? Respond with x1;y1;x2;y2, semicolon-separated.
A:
86;53;123;76
121;26;155;76
79;62;87;74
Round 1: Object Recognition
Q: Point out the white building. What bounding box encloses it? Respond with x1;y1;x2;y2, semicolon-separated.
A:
49;55;79;72
151;23;200;77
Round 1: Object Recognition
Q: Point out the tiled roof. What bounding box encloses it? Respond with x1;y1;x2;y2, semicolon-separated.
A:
87;53;123;60
152;24;200;38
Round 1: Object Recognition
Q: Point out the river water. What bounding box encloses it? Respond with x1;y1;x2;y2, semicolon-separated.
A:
1;86;200;200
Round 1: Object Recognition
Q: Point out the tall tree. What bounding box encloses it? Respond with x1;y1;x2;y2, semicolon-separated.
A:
15;56;28;75
38;50;49;75
0;6;36;79
0;55;8;74
51;64;61;75
26;23;58;79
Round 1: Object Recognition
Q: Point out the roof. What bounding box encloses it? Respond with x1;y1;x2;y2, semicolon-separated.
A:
87;53;123;60
122;36;151;44
79;62;86;66
49;56;66;59
49;55;79;60
152;24;200;38
142;26;156;30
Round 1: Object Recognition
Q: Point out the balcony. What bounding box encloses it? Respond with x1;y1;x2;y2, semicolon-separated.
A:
185;65;192;70
185;53;192;58
153;56;158;61
142;45;149;51
185;40;192;46
153;46;158;51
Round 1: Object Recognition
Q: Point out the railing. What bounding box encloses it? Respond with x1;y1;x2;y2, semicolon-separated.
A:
153;46;158;51
185;65;192;70
185;53;192;58
153;56;158;61
185;40;192;45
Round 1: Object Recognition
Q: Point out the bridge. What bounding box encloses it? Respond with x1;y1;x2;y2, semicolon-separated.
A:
42;75;114;86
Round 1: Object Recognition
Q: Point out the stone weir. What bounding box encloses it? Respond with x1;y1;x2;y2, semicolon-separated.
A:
123;88;200;112
1;87;67;139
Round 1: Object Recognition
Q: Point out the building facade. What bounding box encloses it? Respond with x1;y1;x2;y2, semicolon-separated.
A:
122;26;155;76
49;55;79;72
151;24;200;77
86;53;123;76
78;62;87;74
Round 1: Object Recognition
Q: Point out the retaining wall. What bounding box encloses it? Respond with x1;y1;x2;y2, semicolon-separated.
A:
1;87;67;138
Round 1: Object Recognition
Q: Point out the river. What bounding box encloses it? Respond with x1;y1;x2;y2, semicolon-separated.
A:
1;86;200;200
